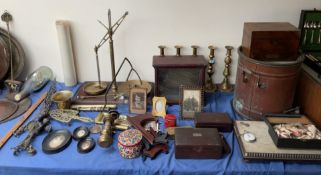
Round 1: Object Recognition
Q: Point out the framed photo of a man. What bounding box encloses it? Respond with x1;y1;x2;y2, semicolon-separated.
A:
129;88;147;114
179;86;204;119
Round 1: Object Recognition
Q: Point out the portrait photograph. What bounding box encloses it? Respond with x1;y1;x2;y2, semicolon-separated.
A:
180;86;203;119
129;88;147;114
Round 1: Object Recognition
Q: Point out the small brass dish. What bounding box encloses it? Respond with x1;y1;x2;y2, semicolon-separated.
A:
83;82;108;96
52;90;73;109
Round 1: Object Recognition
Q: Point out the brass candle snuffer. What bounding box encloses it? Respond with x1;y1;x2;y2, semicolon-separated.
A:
205;45;217;92
84;9;128;96
1;11;22;94
219;45;234;92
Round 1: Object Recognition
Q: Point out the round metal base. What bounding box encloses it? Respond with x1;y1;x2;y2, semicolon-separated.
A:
83;82;108;96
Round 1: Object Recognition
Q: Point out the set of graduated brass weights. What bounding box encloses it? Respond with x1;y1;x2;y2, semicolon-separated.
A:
158;45;234;92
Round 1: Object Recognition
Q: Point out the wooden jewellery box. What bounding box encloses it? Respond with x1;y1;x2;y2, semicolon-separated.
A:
175;128;223;159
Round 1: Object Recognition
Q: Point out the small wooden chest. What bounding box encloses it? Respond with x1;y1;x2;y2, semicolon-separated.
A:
195;112;233;132
242;22;300;61
175;128;222;159
153;55;207;104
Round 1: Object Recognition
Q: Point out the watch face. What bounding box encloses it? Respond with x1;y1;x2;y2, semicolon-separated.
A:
243;132;256;143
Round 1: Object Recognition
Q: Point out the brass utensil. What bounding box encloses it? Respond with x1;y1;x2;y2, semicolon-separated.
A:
310;21;317;44
303;21;309;45
51;90;73;109
318;21;321;44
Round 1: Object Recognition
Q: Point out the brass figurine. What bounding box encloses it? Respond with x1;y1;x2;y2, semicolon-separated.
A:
205;45;217;92
98;111;119;148
158;45;166;56
174;45;182;56
219;46;234;92
191;45;199;56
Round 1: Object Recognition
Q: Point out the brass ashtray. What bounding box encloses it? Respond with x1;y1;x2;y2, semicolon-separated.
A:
118;80;152;94
52;90;73;109
83;82;108;96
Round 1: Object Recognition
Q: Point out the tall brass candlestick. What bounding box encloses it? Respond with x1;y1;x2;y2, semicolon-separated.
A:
219;46;233;92
205;45;217;92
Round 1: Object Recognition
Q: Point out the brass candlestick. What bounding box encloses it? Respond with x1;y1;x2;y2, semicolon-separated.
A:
191;45;199;56
219;46;233;92
158;45;166;56
205;45;217;92
174;45;182;56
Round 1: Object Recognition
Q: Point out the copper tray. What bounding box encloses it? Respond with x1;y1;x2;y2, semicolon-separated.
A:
0;100;18;122
0;42;9;80
0;27;25;79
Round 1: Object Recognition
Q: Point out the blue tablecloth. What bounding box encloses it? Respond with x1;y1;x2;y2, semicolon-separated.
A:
0;83;320;175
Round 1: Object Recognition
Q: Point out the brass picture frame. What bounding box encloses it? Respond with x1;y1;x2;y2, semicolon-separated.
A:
152;96;166;118
179;86;204;119
129;88;147;114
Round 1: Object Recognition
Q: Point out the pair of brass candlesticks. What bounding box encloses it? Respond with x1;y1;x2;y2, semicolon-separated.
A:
157;45;234;92
204;45;234;92
158;45;199;56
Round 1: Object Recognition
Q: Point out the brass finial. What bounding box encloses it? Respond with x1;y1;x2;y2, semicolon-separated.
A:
174;45;182;56
191;45;199;56
158;45;166;56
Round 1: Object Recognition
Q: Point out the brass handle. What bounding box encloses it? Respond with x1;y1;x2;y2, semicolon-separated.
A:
256;78;267;89
242;71;248;83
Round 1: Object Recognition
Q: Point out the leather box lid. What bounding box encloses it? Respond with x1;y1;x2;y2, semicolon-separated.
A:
175;128;222;147
153;55;207;67
195;112;232;125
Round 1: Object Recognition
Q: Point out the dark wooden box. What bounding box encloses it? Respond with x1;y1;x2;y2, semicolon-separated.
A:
242;22;300;61
295;65;321;129
153;55;207;104
264;113;321;149
195;112;233;132
175;128;222;159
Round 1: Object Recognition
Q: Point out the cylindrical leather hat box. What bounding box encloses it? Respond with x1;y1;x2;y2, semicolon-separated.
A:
233;47;304;120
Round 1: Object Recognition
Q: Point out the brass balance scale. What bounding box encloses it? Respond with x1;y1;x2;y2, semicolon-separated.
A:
71;9;151;111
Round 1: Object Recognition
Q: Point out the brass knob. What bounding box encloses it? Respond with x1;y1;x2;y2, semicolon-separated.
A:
191;45;199;56
158;45;166;56
225;45;233;55
174;45;183;56
208;45;215;58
